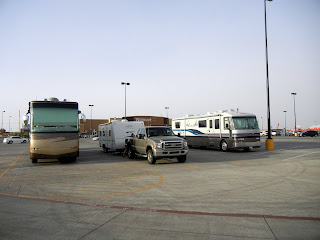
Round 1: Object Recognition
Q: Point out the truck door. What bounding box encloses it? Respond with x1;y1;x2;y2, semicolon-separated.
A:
135;128;147;154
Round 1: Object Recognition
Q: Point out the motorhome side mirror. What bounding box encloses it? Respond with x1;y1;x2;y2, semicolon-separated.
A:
80;114;86;123
177;133;181;137
226;123;229;129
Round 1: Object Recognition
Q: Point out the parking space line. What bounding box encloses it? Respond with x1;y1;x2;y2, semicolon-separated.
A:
282;151;320;161
2;194;320;222
232;162;247;165
185;165;200;169
0;147;27;180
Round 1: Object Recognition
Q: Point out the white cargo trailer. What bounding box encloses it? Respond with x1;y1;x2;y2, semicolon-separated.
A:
172;110;261;151
99;120;144;152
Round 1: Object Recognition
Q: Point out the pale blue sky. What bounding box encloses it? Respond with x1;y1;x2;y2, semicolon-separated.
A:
1;0;319;132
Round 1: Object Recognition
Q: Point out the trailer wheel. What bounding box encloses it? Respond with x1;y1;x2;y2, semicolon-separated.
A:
102;145;108;153
31;159;38;163
221;140;229;152
147;149;156;164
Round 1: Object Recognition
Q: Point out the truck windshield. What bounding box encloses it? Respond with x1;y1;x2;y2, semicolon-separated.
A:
31;107;78;133
147;128;175;137
232;117;259;130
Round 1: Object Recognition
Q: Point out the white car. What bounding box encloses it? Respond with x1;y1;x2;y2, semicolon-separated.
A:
3;136;29;144
260;131;276;136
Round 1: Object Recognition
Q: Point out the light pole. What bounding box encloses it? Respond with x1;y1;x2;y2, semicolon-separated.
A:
9;116;11;133
1;111;5;131
291;93;297;135
121;82;130;119
89;105;94;136
264;0;274;150
165;107;169;118
283;111;287;136
165;107;169;126
261;117;263;131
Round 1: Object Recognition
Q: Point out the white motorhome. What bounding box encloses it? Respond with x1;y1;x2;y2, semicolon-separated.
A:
172;110;261;151
99;120;144;152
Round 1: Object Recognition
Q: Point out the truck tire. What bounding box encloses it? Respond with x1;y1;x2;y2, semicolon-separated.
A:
221;140;229;152
177;156;186;163
127;147;135;159
147;149;156;164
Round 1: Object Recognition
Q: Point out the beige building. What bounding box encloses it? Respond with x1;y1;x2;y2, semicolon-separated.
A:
79;116;170;136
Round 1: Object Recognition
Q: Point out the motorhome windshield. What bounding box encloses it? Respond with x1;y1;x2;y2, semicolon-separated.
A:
31;107;78;133
232;117;259;130
147;127;175;137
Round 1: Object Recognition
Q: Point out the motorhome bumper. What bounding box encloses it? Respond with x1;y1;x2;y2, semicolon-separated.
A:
30;150;79;160
233;142;261;148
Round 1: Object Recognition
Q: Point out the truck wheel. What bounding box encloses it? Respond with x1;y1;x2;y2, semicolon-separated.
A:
22;140;27;143
128;147;135;159
147;149;156;164
221;140;229;152
177;156;186;163
32;159;38;163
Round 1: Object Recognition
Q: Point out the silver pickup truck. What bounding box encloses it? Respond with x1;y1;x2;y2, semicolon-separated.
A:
126;126;189;164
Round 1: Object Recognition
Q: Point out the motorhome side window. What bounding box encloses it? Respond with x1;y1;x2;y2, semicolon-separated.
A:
209;120;213;128
109;130;111;136
215;119;220;129
175;122;180;129
99;131;102;136
103;131;105;136
199;120;207;128
224;118;230;129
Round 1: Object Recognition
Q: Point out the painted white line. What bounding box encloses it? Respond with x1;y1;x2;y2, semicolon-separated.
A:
282;151;320;161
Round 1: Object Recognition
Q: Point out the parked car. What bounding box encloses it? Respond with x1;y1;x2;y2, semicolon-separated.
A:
260;131;276;136
299;130;318;137
3;136;29;144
